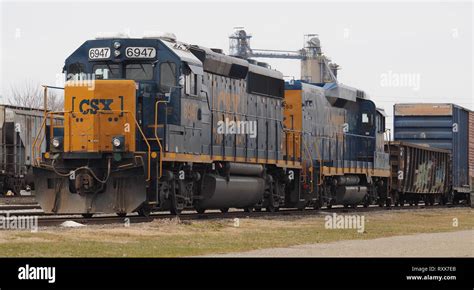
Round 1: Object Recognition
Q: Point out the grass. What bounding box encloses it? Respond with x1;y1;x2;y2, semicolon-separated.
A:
0;208;472;257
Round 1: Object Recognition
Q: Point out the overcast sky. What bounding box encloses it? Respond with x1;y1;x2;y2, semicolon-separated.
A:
0;0;472;129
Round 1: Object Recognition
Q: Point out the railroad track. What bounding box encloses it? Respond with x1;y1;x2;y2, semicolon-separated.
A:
0;195;37;205
0;195;42;216
0;195;469;227
29;203;469;227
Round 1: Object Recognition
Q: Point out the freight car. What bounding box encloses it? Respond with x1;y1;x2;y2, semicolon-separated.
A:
32;33;392;216
386;141;450;206
394;103;472;204
0;105;59;195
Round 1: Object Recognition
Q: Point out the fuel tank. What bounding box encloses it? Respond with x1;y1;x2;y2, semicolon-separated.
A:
197;174;265;209
333;176;361;186
226;163;264;176
335;186;368;204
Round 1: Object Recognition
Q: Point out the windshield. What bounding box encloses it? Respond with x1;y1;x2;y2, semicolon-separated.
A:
67;63;86;80
125;63;154;81
159;62;177;93
93;64;121;79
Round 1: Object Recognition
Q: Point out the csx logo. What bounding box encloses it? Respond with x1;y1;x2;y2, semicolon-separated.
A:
79;99;113;114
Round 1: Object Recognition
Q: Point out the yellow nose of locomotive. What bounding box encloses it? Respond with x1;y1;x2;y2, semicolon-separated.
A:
64;80;136;153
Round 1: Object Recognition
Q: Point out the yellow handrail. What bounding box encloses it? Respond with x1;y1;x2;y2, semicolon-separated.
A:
32;117;47;166
282;128;302;165
132;113;151;181
95;109;152;181
32;110;152;182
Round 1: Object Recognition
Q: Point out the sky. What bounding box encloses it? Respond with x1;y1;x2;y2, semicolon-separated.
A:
0;0;472;130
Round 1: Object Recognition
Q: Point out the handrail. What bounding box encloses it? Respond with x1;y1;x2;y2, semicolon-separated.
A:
154;100;166;178
282;128;302;165
32;111;66;166
32;110;152;182
132;113;151;181
32;117;47;166
302;138;314;192
312;138;323;186
95;109;152;182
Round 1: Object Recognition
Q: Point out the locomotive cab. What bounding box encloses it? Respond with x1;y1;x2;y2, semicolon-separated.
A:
33;37;188;215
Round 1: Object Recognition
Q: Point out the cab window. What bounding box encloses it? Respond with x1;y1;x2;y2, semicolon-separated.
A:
159;62;177;93
362;113;369;124
67;63;86;80
125;63;153;81
93;64;121;79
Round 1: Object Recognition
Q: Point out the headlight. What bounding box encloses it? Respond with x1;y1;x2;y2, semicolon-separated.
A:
52;138;60;148
114;50;121;57
113;41;121;49
112;137;121;147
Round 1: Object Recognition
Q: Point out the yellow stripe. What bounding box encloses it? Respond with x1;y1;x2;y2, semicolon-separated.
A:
321;166;391;177
159;153;390;176
161;152;302;169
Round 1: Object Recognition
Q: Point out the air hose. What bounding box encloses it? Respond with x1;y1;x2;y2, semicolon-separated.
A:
51;158;112;184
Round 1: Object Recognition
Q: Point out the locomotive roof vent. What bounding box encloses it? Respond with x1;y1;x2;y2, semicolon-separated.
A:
95;32;130;39
247;59;257;64
210;48;223;54
257;61;271;69
143;31;177;42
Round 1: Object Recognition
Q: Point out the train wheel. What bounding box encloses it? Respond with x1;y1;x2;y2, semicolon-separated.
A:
363;196;370;208
244;207;253;213
254;208;262;212
343;204;349;208
385;198;392;208
297;205;305;211
220;208;229;213
170;207;182;215
82;213;93;218
313;200;321;210
351;204;357;209
137;207;151;217
116;212;127;218
196;208;206;214
169;184;183;216
265;204;278;212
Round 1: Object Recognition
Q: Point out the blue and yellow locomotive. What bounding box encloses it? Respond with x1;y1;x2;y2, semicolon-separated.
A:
32;33;391;216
